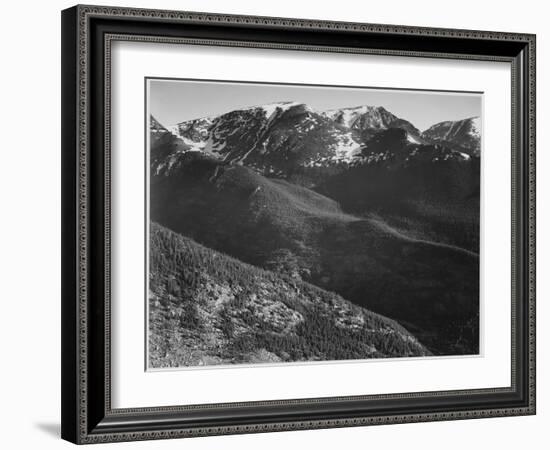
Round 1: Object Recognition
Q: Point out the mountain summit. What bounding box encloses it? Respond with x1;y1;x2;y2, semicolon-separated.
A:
323;105;421;141
165;102;360;174
148;98;481;362
152;102;479;183
422;116;481;155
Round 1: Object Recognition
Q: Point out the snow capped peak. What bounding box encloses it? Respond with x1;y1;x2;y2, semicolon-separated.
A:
469;116;481;139
150;115;167;132
422;116;480;136
199;101;309;120
323;105;383;128
167;124;180;135
321;105;419;137
421;116;481;155
168;102;304;134
168;116;214;134
325;104;383;114
152;101;480;179
258;101;302;117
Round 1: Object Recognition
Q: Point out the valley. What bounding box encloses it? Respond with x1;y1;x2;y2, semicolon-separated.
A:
148;99;481;366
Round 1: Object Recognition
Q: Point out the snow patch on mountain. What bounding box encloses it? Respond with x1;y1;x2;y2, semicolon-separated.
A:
331;132;363;161
152;102;479;177
259;101;301;118
407;134;422;144
179;135;206;152
323;105;387;128
469;116;481;139
421;116;481;155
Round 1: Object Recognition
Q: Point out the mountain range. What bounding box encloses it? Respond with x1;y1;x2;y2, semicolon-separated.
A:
148;101;481;366
422;116;481;156
153;103;479;182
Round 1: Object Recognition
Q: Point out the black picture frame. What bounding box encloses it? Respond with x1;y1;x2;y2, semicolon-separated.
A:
61;4;536;444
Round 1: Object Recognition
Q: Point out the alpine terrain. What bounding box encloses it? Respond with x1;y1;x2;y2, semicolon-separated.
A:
148;100;481;368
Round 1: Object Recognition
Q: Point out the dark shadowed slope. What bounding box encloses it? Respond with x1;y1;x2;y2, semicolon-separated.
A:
150;158;479;355
149;222;430;368
316;128;480;253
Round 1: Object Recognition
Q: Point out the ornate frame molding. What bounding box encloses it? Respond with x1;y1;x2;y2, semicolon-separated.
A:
62;4;536;444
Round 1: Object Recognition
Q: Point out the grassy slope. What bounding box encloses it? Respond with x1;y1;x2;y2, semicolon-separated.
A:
151;160;479;355
149;222;429;368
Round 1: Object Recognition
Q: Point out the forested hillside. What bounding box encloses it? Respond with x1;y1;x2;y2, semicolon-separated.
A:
149;222;430;368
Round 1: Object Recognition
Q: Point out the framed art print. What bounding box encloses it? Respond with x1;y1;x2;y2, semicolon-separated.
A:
61;5;536;444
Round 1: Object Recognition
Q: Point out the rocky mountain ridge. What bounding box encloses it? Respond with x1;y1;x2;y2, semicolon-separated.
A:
422;116;481;155
151;102;479;180
148;99;482;366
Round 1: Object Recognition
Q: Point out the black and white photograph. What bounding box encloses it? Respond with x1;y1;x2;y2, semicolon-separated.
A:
147;79;482;369
54;3;537;445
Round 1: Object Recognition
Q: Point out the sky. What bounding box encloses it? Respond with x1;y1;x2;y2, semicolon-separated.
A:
148;78;482;132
